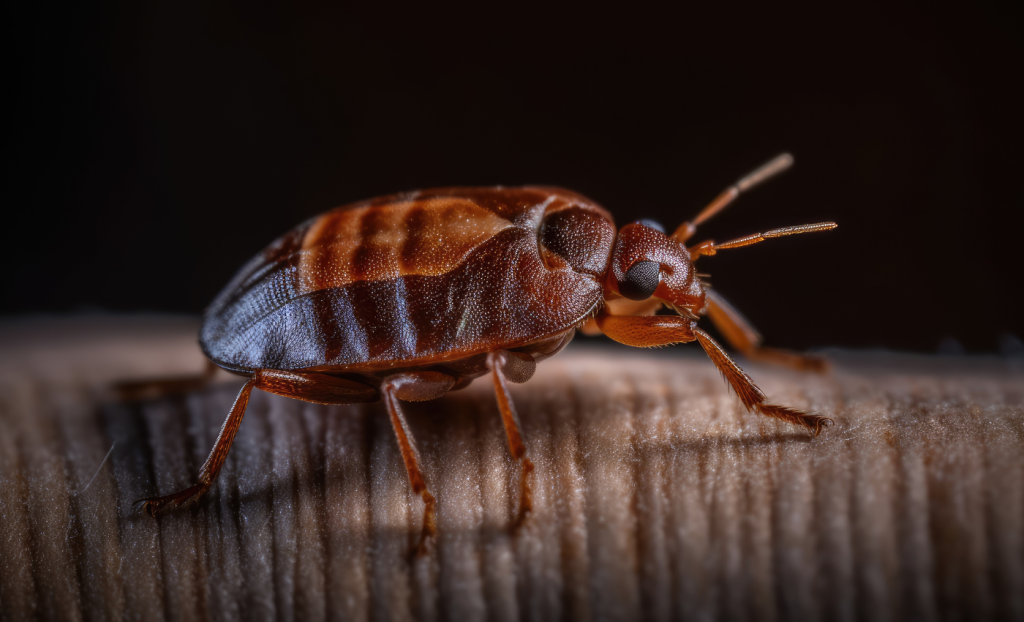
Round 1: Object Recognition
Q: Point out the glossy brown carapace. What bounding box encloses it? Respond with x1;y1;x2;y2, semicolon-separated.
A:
140;154;837;550
201;187;613;374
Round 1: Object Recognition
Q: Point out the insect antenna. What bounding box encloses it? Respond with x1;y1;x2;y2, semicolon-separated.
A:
671;153;794;244
688;222;837;260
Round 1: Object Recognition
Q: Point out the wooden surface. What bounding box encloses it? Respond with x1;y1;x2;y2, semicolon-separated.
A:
1;315;1022;622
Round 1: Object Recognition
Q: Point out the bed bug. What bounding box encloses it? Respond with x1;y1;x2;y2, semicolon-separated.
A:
137;153;836;546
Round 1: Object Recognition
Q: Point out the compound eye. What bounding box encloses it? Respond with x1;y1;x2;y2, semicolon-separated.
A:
618;260;661;300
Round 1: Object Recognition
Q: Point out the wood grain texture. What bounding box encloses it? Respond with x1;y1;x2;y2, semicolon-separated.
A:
1;316;1023;621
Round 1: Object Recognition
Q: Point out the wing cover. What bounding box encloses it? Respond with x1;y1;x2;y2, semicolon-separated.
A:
201;187;615;371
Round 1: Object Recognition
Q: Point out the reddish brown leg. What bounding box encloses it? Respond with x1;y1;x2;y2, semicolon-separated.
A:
137;377;255;516
596;313;830;435
114;359;220;402
693;328;832;435
486;351;537;526
381;371;457;552
705;290;828;372
596;313;697;347
138;369;378;516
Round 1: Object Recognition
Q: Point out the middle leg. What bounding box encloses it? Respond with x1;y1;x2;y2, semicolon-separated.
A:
380;371;457;552
486;351;537;525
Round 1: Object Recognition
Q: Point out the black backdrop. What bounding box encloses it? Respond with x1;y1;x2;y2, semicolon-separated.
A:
6;2;1022;353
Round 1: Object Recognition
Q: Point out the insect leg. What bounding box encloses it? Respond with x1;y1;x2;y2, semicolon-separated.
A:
137;376;255;516
693;328;833;435
596;314;831;435
595;313;698;347
254;369;380;404
381;371;457;552
113;358;220;402
138;370;378;517
486;351;536;525
705;290;828;372
581;298;662;337
671;153;794;243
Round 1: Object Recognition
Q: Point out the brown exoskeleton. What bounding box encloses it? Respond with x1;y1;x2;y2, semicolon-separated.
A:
136;153;835;548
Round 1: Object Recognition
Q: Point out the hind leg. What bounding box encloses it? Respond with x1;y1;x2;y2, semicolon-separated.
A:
114;359;220;402
138;369;378;516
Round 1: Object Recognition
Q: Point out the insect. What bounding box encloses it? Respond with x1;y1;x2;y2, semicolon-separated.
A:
138;153;835;546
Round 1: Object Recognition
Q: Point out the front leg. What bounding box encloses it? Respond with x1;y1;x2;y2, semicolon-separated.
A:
596;313;698;347
595;313;831;435
705;290;828;372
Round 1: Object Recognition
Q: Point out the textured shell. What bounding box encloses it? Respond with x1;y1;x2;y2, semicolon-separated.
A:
200;187;616;372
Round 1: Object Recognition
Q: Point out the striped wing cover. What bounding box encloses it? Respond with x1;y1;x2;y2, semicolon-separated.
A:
200;187;615;372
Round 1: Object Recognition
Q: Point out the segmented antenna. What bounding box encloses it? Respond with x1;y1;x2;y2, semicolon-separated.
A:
688;222;837;260
672;153;794;243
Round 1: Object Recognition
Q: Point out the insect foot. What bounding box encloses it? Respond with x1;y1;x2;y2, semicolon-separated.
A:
756;404;834;437
513;457;535;531
135;482;210;517
414;491;438;557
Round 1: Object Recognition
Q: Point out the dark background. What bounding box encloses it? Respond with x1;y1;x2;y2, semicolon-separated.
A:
5;2;1022;353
